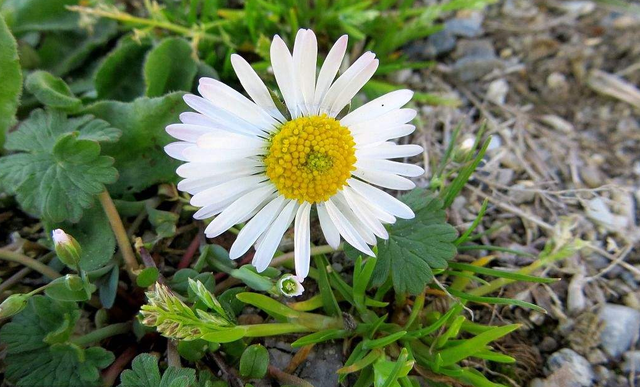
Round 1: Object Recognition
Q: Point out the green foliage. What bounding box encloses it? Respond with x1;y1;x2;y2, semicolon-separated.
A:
25;70;81;111
0;296;114;387
83;93;185;195
239;344;269;379
354;189;458;295
95;38;151;102
136;267;160;288
0;109;119;222
119;353;196;387
1;0;79;34
0;14;21;149
144;37;198;97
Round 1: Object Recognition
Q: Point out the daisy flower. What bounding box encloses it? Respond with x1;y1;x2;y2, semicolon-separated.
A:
165;29;424;280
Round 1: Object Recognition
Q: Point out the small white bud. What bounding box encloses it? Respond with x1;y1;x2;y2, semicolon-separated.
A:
51;229;82;268
277;274;304;297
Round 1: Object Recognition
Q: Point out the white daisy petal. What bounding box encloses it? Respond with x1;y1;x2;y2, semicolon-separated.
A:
320;52;377;116
333;193;377;245
317;202;341;249
230;54;286;122
356;143;424;159
196;133;265;150
294;30;317;116
204;185;275;238
229;195;287;259
294;202;312;278
253;200;298;272
348;108;416;135
198;78;278;130
271;35;300;118
340;89;414;127
352;167;416;190
347;178;414;219
313;35;348;114
342;187;388;239
164;142;191;161
178;171;253;194
176;159;262;179
166;124;212;143
182;145;267;163
355;159;424;177
327;58;379;117
325;198;374;256
359;195;397;224
183;94;264;136
354;124;415;146
191;175;267;207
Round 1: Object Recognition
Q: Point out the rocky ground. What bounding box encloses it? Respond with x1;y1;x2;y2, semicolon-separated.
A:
287;1;640;386
397;0;640;386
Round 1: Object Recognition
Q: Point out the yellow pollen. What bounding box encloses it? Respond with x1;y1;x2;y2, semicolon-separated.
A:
264;115;356;203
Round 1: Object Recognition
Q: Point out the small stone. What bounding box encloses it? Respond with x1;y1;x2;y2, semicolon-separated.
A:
622;351;640;373
502;0;539;19
547;72;568;89
510;182;536;204
592;365;611;383
487;79;509;105
388;69;413;84
567;274;587;314
584;198;629;233
453;40;503;81
558;1;596;15
598;304;640;357
580;165;603;188
545;348;594;387
540;115;574;133
444;13;484;38
268;348;292;370
539;337;559;352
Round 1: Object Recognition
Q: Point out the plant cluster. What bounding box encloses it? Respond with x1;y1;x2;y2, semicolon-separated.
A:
0;0;584;386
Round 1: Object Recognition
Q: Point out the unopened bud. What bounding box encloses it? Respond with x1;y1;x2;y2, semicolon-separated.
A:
0;294;30;319
277;274;304;297
52;229;82;268
64;274;84;291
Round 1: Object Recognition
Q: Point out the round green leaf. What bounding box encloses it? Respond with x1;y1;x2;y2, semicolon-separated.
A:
136;267;159;288
0;14;22;149
144;38;197;97
239;344;269;379
25;70;81;110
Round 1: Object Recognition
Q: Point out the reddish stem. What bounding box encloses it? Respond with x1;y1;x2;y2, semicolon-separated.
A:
177;231;201;269
102;345;138;387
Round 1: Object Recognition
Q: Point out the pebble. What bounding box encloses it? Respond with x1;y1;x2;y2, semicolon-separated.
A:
444;12;484;38
453;40;503;81
539;337;559;352
584;197;629;233
487;79;509;105
540;114;575;133
546;348;594;387
502;0;539;19
598;304;640;358
268;348;292;370
567;273;587;314
299;344;343;387
580;165;603;188
622;351;640;373
510;182;536;204
558;1;596;16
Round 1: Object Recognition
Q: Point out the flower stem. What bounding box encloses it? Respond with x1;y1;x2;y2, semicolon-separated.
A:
0;250;61;280
242;322;311;337
71;322;132;347
98;190;139;274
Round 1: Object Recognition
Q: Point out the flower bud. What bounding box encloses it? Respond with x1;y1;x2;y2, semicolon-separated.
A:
277;274;304;297
64;274;84;291
0;294;30;319
52;229;82;268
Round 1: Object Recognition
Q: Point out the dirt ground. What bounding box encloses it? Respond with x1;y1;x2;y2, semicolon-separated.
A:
394;0;640;386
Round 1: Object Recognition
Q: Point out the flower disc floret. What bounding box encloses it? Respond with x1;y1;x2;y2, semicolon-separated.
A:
264;115;356;203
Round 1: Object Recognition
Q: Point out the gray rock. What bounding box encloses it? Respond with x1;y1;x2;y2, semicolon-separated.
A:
423;31;457;58
622;351;640;373
268;348;292;370
299;344;344;387
599;304;640;357
487;79;509;105
453;40;504;81
444;14;484;38
546;348;594;387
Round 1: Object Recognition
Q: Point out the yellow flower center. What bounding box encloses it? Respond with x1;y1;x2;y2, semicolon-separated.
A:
264;115;356;203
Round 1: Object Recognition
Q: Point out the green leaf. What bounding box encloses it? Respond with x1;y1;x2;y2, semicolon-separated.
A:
95;38;151;102
119;353;196;387
239;344;269;379
0;109;119;222
1;0;79;34
0;296;114;387
25;70;81;110
0;14;21;150
44;275;95;302
36;19;118;76
359;189;458;295
45;205;116;271
437;324;520;367
137;267;160;288
82;93;186;195
148;207;179;239
291;329;349;348
144;37;197;97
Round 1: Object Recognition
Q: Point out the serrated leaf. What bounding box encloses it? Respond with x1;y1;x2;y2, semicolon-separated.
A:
1;0;79;34
95;38;151;102
25;70;81;110
148;207;179;239
0;14;21;150
144;37;197;97
349;189;458;295
36;19;117;76
0;110;119;222
82;93;186;195
0;296;114;387
118;353;196;387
